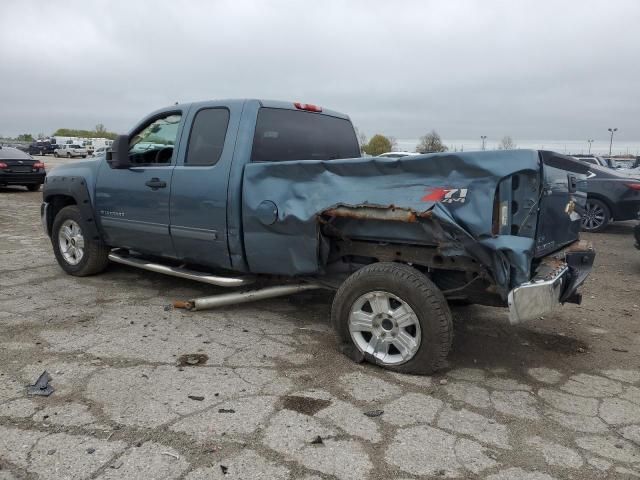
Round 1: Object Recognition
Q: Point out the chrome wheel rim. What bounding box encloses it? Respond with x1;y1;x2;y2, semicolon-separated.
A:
348;290;421;365
58;219;85;265
582;201;606;231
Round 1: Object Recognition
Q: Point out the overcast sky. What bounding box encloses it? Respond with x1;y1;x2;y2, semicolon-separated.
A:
1;0;638;142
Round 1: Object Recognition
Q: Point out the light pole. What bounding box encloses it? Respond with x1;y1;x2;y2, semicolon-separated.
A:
481;135;487;151
587;139;594;154
608;128;617;157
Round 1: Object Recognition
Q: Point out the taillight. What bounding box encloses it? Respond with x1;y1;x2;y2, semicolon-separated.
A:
33;161;45;169
625;183;640;191
294;102;322;112
0;162;7;169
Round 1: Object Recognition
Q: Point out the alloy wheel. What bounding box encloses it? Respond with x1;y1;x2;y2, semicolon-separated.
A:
348;290;421;365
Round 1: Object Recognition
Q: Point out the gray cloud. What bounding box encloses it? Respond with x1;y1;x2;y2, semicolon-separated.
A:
1;0;638;142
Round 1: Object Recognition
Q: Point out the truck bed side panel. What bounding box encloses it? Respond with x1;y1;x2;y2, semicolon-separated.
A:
242;149;543;291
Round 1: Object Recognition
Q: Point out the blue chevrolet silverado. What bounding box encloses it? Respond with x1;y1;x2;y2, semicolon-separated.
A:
41;99;595;374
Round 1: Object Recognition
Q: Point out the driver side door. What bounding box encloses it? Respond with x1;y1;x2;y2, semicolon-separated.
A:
95;110;186;258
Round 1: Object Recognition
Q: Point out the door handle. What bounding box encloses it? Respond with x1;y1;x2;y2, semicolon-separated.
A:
145;178;167;190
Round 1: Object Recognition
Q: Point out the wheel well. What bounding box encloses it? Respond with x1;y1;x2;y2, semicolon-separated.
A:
46;195;76;235
586;194;614;217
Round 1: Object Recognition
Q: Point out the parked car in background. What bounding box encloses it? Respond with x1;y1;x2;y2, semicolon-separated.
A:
54;144;87;158
92;146;108;157
0;146;46;191
572;159;640;232
377;151;418;158
573;155;615;169
28;141;58;156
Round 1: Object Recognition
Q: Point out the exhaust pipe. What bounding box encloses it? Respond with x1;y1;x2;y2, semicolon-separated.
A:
183;283;325;311
108;251;254;288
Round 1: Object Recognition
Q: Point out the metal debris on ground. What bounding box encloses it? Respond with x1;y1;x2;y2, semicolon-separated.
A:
188;395;205;401
310;435;324;445
218;408;235;413
26;370;54;396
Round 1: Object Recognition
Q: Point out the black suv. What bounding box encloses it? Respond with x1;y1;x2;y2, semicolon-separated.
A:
28;141;58;156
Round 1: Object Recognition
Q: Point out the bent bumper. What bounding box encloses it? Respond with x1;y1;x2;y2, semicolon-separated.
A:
507;240;595;324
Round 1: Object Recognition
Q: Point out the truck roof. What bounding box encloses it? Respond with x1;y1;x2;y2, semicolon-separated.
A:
153;99;351;121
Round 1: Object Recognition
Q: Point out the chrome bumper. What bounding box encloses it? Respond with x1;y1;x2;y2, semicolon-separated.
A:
507;264;569;325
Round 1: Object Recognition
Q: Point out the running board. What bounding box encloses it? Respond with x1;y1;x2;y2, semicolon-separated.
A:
107;251;255;287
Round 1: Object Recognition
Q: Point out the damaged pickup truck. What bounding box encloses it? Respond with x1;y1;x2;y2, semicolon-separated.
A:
41;99;595;374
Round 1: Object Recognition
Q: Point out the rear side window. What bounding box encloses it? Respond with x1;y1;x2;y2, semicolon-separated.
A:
185;108;230;166
251;108;359;162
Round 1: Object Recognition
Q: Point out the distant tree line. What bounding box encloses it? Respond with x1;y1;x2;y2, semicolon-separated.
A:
356;127;518;155
2;124;118;143
53;124;117;140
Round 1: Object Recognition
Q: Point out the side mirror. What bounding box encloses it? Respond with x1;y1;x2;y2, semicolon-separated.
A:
106;135;131;169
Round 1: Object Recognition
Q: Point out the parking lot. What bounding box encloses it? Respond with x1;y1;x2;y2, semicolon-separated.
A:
1;158;639;479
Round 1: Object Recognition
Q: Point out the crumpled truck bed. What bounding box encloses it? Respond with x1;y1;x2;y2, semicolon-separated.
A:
242;149;548;294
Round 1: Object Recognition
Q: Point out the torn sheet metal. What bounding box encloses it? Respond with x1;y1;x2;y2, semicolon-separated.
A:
241;150;563;295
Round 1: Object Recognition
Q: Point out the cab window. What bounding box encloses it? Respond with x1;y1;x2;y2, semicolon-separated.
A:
185;108;229;166
129;113;182;165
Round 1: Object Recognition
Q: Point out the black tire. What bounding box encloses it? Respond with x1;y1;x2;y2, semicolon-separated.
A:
82;155;87;158
332;262;453;375
54;152;59;158
26;184;41;192
581;198;611;233
66;153;72;158
51;205;110;276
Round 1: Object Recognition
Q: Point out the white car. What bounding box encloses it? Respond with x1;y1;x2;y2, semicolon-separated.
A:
54;144;88;158
377;151;419;159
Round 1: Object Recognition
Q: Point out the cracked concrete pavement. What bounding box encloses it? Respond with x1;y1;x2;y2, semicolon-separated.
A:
1;163;640;479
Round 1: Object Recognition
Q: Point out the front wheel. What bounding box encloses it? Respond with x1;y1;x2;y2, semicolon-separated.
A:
54;152;59;157
66;153;72;158
51;205;110;276
581;198;611;232
332;262;453;374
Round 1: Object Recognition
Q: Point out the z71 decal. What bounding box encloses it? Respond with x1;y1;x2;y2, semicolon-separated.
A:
421;187;468;204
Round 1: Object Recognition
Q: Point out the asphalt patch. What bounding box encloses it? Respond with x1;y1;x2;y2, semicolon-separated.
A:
281;395;331;416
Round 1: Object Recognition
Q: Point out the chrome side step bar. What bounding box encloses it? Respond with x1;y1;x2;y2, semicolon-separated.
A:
107;251;254;287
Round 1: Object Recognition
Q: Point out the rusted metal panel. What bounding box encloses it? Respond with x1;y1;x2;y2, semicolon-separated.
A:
323;205;419;223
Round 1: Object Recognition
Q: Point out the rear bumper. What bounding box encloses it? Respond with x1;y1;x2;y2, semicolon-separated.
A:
508;240;595;324
0;172;46;185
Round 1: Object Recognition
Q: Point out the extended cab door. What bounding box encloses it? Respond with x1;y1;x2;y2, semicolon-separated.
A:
94;110;185;257
169;101;242;269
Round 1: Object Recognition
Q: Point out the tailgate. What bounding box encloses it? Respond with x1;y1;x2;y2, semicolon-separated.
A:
535;152;589;257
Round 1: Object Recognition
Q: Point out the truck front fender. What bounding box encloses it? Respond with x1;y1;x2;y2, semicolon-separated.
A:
42;176;103;243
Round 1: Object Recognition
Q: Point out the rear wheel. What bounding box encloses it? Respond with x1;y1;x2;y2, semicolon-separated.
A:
581;198;610;232
54;152;59;157
66;153;72;158
332;262;453;374
26;184;40;192
51;205;110;276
